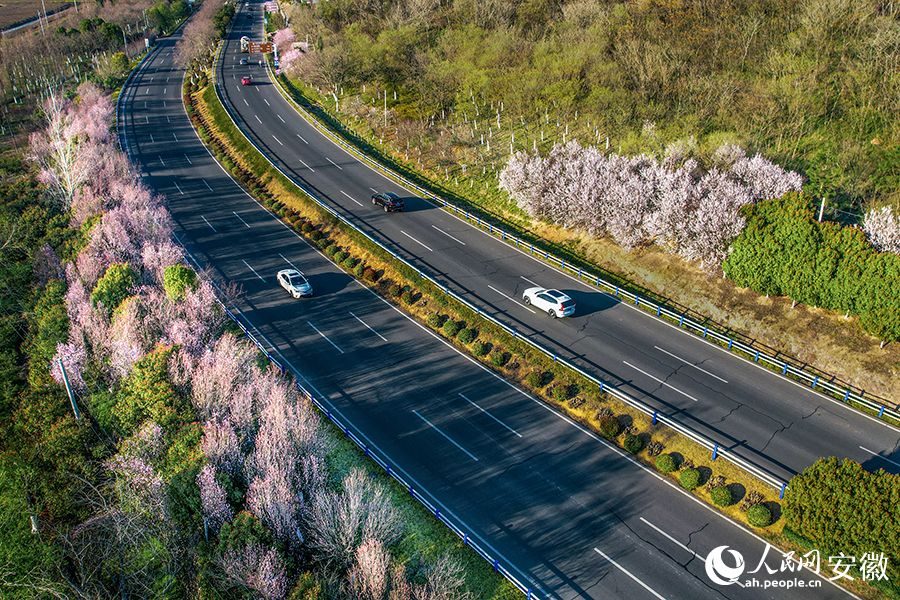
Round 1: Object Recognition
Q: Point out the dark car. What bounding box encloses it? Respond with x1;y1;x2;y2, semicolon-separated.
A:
371;192;404;212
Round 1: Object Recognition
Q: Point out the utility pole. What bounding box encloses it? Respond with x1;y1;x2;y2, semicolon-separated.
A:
383;89;387;128
57;358;81;420
818;197;826;222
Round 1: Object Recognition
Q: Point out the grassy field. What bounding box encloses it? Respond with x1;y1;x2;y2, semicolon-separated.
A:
276;75;900;404
0;0;69;31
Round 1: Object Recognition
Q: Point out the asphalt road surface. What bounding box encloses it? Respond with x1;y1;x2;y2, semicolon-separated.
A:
215;2;900;486
118;16;858;600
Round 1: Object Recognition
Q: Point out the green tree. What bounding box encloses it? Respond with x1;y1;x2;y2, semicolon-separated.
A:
91;263;137;315
162;264;197;302
114;346;185;434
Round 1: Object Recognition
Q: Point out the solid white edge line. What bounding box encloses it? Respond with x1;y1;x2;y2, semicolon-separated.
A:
858;446;900;468
412;409;479;462
459;393;522;438
308;320;345;354
350;311;388;342
431;224;466;245
487;285;536;314
400;230;434;252
654;346;728;383
623;361;699;402
593;548;667;600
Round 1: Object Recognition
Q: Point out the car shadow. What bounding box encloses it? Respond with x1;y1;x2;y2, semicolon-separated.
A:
307;271;355;296
396;196;434;213
561;289;619;318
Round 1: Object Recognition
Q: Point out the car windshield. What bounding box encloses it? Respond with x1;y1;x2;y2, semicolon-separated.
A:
287;273;306;286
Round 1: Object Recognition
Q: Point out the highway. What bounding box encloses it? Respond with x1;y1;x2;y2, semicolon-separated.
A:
118;15;853;600
214;2;900;485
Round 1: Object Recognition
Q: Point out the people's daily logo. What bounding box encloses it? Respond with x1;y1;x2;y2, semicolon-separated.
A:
705;546;745;586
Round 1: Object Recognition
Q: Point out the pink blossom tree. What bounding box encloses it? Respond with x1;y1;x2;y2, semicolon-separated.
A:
198;463;233;533
219;542;288;600
499;141;804;269
348;538;389;600
863;206;900;254
304;469;401;568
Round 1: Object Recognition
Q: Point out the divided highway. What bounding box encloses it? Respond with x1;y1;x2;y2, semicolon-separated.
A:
217;2;900;484
120;16;851;600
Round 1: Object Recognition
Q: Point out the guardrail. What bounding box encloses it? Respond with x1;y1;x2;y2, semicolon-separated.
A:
263;54;897;424
213;43;792;494
116;27;542;600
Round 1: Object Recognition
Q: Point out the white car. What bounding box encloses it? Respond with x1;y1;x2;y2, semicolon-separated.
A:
277;269;312;298
523;287;575;318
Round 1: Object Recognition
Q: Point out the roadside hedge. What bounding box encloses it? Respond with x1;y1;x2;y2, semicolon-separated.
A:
783;457;900;582
724;193;900;342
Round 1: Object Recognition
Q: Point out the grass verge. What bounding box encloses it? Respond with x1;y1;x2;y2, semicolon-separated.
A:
187;74;885;600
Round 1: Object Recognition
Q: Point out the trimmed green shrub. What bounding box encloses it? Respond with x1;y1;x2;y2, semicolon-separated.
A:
325;244;339;256
427;313;445;328
354;263;366;277
490;350;509;366
525;371;543;388
551;384;571;402
623;433;643;454
334;251;348;263
655;453;678;473
458;327;477;344
301;222;314;233
163;264;197;302
443;320;462;337
91;263;137;313
679;468;701;490
401;290;415;304
710;485;733;507
598;415;621;439
747;504;772;527
472;341;489;356
342;256;358;269
315;237;330;249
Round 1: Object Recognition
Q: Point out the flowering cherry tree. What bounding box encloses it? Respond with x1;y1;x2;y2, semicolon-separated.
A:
863;206;900;254
500;142;804;269
198;463;233;533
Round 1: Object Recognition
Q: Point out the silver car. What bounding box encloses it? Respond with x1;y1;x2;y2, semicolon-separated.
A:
277;268;312;298
522;287;575;318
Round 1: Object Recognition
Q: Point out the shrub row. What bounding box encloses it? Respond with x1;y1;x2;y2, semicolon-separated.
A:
725;193;900;341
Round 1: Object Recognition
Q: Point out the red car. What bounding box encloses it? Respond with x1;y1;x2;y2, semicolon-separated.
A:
241;75;252;86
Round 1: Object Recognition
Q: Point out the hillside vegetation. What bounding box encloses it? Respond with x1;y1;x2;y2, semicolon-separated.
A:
287;0;898;211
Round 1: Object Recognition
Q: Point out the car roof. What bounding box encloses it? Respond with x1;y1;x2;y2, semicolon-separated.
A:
278;268;303;278
546;290;571;300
